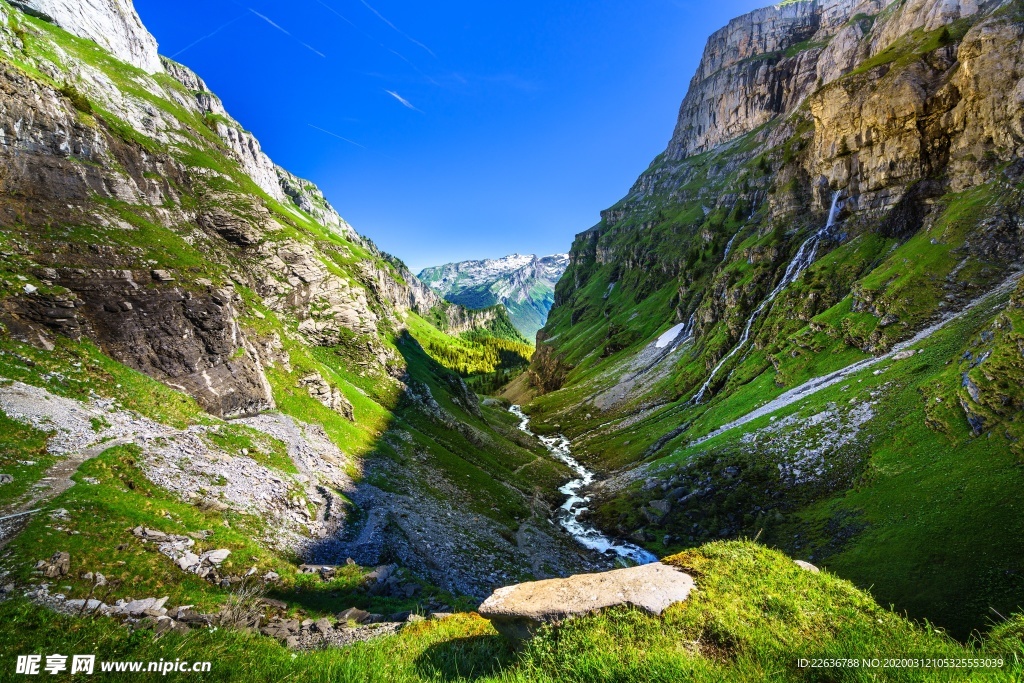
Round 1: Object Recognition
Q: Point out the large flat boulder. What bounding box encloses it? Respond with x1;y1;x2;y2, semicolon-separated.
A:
478;562;695;640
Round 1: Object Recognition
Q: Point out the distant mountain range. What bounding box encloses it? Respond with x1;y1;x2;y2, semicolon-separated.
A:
418;254;569;339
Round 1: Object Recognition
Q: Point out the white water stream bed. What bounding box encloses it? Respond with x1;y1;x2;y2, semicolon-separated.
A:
510;405;658;565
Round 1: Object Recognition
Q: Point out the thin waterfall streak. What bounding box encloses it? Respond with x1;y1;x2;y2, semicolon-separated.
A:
692;192;842;404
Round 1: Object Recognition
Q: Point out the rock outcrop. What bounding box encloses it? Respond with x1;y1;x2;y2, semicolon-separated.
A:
478;563;695;639
12;0;162;73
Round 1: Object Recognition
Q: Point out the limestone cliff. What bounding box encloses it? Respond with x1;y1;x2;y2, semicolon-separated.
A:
11;0;161;73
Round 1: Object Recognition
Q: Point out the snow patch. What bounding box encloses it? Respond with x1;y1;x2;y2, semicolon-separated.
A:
655;323;686;349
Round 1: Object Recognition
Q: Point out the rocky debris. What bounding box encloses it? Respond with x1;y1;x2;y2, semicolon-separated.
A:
479;563;696;640
0;381;353;554
132;526;232;581
298;373;355;420
35;551;70;578
336;607;372;624
298;563;340;580
26;583;207;635
744;400;877;486
318;446;613;598
150;269;175;282
259;612;403;649
111;596;169;617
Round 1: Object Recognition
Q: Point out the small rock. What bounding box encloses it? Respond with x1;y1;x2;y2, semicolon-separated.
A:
0;474;13;485
43;552;70;578
151;269;175;282
201;549;230;565
794;560;820;573
336;607;370;625
177;553;201;571
313;618;332;633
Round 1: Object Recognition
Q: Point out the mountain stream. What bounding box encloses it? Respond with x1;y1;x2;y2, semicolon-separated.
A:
509;405;658;565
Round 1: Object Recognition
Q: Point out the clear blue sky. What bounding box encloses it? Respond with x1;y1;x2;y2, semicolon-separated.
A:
135;0;765;272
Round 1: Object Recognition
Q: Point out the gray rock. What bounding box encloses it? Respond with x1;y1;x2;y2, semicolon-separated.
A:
336;607;370;625
0;473;13;484
200;549;230;565
479;563;695;640
42;551;70;578
794;560;820;573
176;553;200;571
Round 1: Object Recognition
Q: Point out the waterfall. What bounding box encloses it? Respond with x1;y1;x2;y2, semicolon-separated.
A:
722;231;740;261
692;192;842;404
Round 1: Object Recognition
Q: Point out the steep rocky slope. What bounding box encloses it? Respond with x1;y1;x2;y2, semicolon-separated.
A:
419;254;569;339
525;0;1024;636
0;0;606;609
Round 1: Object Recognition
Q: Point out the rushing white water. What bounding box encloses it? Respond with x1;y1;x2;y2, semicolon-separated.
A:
509;405;658;565
692;192;843;404
722;230;740;261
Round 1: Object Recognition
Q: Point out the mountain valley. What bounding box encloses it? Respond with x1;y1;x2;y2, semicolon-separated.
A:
0;0;1022;679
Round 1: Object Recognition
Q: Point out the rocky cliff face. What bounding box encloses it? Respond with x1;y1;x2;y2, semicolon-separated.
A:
12;0;162;73
0;0;501;416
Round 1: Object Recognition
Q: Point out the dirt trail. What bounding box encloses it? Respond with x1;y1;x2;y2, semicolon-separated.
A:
0;438;131;547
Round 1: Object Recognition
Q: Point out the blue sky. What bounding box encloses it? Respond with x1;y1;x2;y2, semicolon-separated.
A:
135;0;765;272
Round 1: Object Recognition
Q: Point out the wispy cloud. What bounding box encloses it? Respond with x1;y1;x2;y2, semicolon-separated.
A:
307;124;366;148
171;14;248;59
358;0;436;57
248;8;326;58
312;0;438;85
385;90;421;112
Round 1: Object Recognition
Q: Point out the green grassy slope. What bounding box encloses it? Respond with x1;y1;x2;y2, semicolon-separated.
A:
0;542;1019;682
